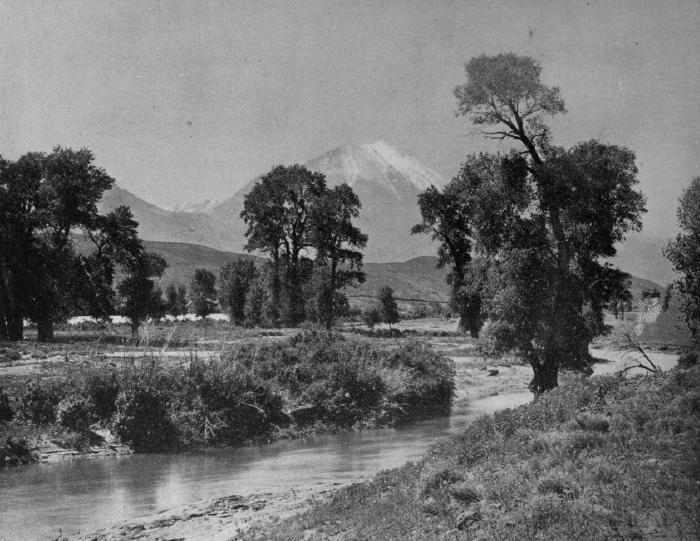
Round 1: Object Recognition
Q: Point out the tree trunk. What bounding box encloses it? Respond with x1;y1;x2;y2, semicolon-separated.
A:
0;313;7;341
529;359;559;395
130;317;140;338
270;253;281;327
7;312;23;341
37;316;54;342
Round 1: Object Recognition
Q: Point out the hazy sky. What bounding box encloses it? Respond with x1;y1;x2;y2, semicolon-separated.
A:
2;0;699;239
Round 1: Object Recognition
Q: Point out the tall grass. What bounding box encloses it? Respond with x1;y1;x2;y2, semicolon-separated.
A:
1;331;455;457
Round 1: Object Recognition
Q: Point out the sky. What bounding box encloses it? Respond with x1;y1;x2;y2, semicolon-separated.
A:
1;0;699;239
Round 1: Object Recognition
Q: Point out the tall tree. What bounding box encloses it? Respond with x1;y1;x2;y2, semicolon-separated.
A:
190;268;217;318
664;176;700;344
413;152;529;337
312;184;367;329
219;260;257;325
0;147;145;341
118;252;167;336
165;283;188;316
451;53;645;393
378;286;400;329
241;165;326;325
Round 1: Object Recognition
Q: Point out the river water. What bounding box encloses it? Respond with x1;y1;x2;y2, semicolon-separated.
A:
0;349;679;540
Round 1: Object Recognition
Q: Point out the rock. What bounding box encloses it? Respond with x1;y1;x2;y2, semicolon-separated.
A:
456;505;481;530
487;369;499;376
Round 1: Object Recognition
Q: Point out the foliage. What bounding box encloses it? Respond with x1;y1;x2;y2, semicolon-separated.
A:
363;307;381;329
665;176;700;344
241;165;366;328
219;260;257;325
190;268;218;318
165;283;188;316
19;381;61;424
117;252;167;334
378;286;400;328
4;333;454;453
311;184;368;328
114;386;176;452
0;148;151;341
56;396;93;432
416;53;645;393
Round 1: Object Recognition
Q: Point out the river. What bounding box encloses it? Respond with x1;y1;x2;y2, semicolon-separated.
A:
0;349;679;540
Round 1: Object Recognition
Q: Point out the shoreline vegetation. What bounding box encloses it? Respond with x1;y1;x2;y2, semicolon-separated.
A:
236;363;699;541
0;329;455;465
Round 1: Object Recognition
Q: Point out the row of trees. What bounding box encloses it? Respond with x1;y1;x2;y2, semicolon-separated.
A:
0;151;370;337
414;54;647;393
0;148;166;341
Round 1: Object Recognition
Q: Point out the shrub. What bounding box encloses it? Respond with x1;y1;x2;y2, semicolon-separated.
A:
19;382;61;424
114;387;176;452
678;351;699;369
84;372;120;420
56;397;93;432
0;436;34;465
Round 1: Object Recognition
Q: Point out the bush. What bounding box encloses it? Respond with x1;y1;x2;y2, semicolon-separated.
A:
114;387;176;452
19;382;61;424
56;397;93;432
678;351;699;369
0;436;33;465
84;372;120;420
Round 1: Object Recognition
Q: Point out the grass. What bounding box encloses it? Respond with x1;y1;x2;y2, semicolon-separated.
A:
239;364;700;540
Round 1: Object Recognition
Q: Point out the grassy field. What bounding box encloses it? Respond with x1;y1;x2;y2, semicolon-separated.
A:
239;364;700;540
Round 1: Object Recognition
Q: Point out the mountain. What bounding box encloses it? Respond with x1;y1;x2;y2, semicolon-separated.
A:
609;234;677;287
97;142;675;285
205;140;448;262
98;186;241;252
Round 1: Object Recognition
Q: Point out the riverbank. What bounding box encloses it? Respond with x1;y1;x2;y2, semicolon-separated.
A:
236;363;699;540
1;330;456;465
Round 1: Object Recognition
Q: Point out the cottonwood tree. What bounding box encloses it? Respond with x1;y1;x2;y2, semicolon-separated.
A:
413;152;530;337
118;252;167;336
219;260;257;325
241;165;327;326
312;184;367;329
378;286;400;329
190;269;217;318
165;283;188;316
444;53;646;393
0;148;150;341
664;176;700;343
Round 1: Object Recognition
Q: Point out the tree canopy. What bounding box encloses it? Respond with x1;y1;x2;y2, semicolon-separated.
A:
0;147;161;341
241;165;366;328
416;53;645;393
665;176;700;343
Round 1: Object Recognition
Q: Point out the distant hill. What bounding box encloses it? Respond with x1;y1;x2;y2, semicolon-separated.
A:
142;240;259;287
144;241;664;309
99;186;243;252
